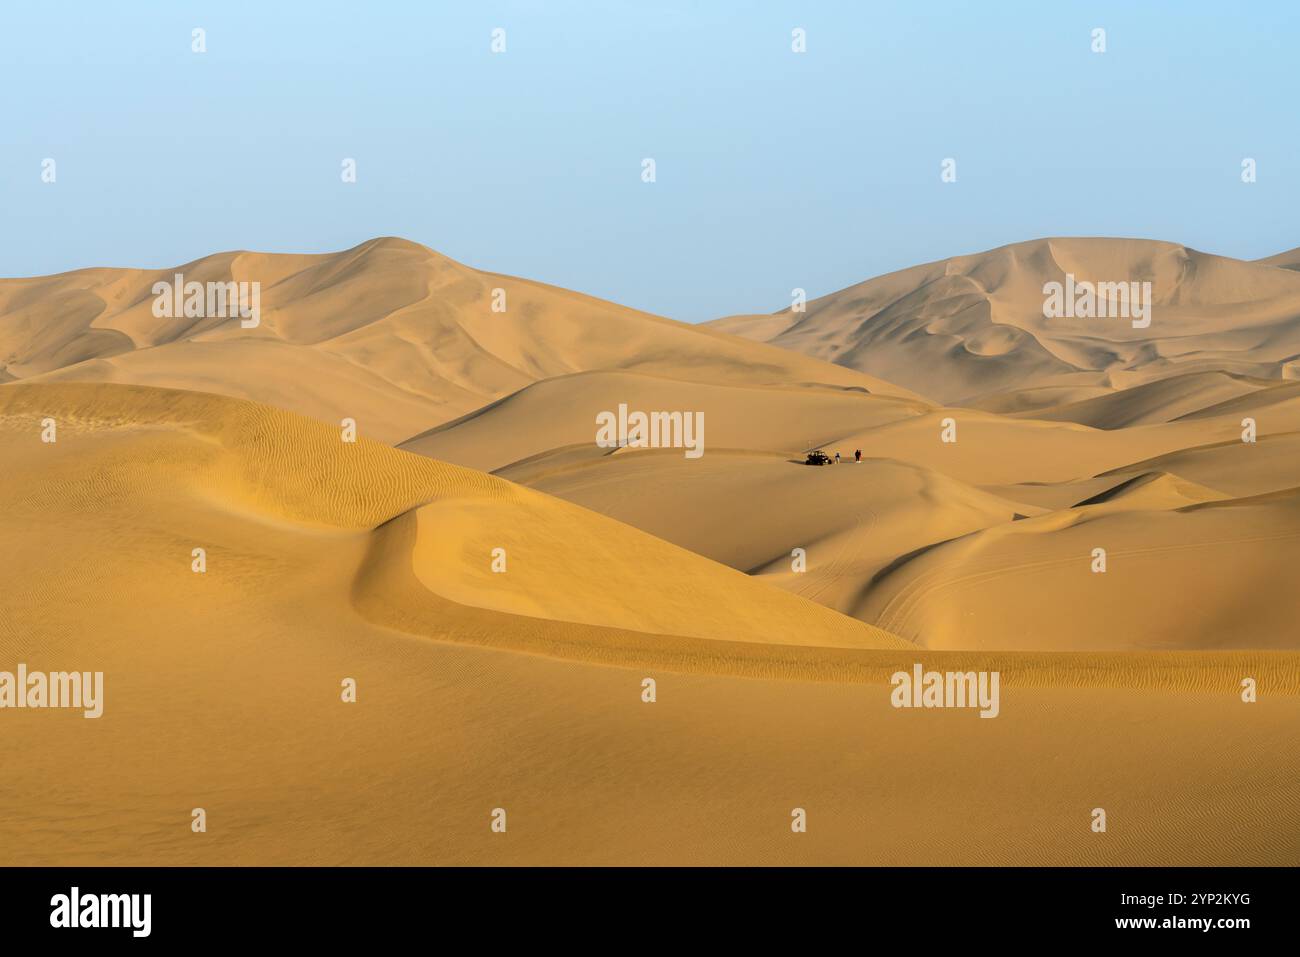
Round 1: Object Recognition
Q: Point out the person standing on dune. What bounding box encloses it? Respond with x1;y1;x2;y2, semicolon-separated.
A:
855;449;862;463
835;451;841;464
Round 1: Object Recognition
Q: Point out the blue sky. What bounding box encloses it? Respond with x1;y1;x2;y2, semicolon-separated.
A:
2;1;1296;321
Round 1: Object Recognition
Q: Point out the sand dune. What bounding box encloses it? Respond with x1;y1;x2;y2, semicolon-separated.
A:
2;381;1296;867
513;451;1035;617
478;406;1299;651
709;237;1300;404
861;483;1300;652
1002;370;1275;428
1070;470;1225;510
1093;430;1300;500
2;238;919;444
355;234;1300;656
1256;245;1300;271
3;237;1299;867
0;382;898;650
821;406;1298;488
402;347;1298;655
400;369;925;472
9;236;1294;657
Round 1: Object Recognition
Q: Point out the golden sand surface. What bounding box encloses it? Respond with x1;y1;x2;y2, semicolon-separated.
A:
3;238;1297;865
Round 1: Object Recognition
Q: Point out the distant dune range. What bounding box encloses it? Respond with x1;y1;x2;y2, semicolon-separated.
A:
0;236;918;444
708;237;1300;405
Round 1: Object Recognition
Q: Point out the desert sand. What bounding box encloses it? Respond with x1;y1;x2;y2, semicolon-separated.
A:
1;237;917;444
1;238;1297;865
709;238;1300;403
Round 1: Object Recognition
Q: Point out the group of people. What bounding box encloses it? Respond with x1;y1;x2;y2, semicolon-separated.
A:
832;450;863;464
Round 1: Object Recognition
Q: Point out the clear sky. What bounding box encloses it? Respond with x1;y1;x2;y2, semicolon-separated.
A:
2;1;1296;321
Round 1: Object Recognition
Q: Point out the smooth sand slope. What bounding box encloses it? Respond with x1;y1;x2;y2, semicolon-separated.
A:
3;382;1296;865
0;237;918;444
